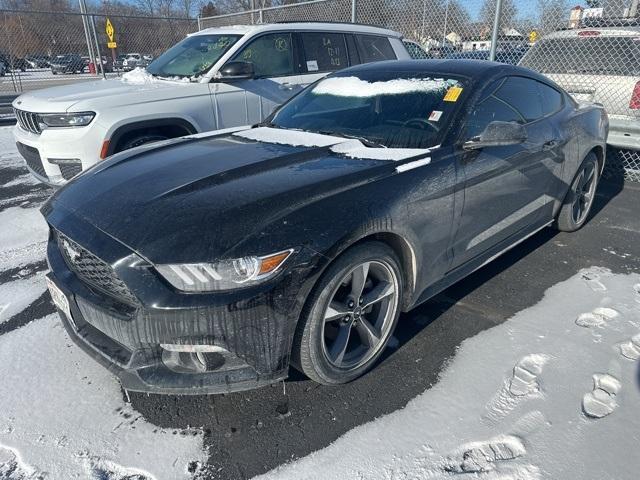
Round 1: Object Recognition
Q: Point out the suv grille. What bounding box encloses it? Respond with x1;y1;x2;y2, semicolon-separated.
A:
14;108;42;134
56;231;137;304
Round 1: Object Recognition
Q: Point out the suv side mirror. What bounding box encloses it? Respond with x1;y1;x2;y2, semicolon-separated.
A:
218;61;254;80
463;121;527;150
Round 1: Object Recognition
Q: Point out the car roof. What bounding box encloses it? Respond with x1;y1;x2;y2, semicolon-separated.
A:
541;26;640;39
338;59;548;83
192;22;402;38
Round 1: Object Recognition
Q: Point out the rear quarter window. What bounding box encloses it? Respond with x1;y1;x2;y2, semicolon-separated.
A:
537;82;563;116
355;35;396;63
301;32;348;73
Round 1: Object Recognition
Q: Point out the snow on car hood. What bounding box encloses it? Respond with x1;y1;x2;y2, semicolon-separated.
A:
312;76;455;97
13;75;196;113
234;127;435;161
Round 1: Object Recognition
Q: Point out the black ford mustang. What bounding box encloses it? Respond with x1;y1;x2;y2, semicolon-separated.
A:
43;60;607;394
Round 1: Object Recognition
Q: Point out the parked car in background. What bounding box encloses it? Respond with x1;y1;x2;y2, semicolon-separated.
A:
122;53;143;71
0;54;28;72
114;54;127;71
26;55;50;68
520;26;640;150
495;45;529;64
50;54;85;74
447;50;489;61
0;61;6;77
13;22;411;185
42;60;607;393
403;39;430;59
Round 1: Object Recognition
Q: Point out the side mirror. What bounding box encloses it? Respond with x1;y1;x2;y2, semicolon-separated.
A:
463;121;527;150
218;61;254;80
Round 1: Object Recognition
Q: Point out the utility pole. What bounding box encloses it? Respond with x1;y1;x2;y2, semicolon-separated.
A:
78;0;97;73
489;0;503;62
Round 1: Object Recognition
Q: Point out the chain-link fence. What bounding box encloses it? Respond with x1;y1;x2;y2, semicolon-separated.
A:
0;9;196;95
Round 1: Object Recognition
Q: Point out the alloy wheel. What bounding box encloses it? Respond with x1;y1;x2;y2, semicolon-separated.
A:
321;260;399;370
572;160;597;225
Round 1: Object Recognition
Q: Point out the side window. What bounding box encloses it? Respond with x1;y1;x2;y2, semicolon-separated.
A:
492;76;544;123
355;35;396;63
231;33;294;78
537;82;563;116
466;80;524;139
403;41;429;59
300;32;348;73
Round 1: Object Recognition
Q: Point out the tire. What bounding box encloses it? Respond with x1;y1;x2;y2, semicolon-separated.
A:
554;152;599;232
291;241;403;385
119;133;169;152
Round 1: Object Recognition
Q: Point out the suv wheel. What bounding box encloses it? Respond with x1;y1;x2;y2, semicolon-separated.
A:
119;133;169;152
292;241;403;385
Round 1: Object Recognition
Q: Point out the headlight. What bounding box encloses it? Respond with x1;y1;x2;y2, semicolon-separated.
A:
156;249;293;292
38;112;95;128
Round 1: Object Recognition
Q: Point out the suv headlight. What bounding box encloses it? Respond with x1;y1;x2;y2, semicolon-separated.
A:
38;112;95;128
156;249;293;292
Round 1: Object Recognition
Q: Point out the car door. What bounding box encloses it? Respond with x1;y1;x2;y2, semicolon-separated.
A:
210;32;303;128
450;76;557;269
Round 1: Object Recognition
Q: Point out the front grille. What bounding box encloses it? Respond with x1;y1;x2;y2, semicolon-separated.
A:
16;142;47;179
56;231;137;304
14;108;42;134
59;163;82;180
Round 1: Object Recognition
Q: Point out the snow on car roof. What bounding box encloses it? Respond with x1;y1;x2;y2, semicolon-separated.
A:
191;22;402;38
312;76;455;97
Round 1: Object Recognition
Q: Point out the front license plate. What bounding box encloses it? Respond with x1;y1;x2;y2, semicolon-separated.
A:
46;277;72;322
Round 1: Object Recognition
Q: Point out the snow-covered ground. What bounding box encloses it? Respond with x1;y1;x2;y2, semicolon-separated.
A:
1;125;639;479
259;267;640;480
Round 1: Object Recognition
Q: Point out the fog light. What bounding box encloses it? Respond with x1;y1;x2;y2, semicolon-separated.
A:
160;344;226;353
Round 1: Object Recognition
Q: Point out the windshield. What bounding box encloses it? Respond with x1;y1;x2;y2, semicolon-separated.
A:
520;36;640;75
269;71;465;149
147;34;242;78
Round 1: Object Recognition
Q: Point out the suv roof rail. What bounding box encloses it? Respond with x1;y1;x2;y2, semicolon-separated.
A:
273;20;391;30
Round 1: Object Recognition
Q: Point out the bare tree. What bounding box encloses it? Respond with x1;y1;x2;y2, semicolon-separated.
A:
537;0;568;33
479;0;517;28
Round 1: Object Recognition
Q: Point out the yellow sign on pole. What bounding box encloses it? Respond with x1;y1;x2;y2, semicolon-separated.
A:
105;18;115;43
107;41;117;49
529;30;539;43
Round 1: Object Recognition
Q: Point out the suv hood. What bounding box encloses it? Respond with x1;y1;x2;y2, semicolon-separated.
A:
45;131;394;264
13;77;195;113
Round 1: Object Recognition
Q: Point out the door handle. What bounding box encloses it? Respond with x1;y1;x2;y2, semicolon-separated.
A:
543;140;559;150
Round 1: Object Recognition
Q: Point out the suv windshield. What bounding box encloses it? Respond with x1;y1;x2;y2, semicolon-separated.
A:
520;35;640;75
147;34;242;78
269;71;464;149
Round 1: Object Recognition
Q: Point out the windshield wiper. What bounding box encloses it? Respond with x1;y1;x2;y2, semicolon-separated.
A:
315;130;386;148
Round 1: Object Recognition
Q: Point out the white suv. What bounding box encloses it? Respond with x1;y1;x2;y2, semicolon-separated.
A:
13;22;409;185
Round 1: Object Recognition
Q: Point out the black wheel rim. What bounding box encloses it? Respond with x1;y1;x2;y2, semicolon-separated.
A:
572;161;597;224
321;260;399;370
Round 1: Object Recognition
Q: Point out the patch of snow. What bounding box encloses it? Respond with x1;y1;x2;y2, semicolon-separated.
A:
0;315;206;478
258;267;640;480
0;273;46;324
330;139;432;161
312;76;455;97
234;126;343;147
121;68;191;85
0;206;48;272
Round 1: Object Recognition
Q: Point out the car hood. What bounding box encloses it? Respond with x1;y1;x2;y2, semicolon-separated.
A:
13;77;195;113
46;131;395;264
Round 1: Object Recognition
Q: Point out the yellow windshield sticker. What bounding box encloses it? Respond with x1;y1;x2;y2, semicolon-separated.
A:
443;86;463;102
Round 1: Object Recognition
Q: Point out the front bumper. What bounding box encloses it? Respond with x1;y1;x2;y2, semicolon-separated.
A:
44;212;314;395
13;122;104;186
